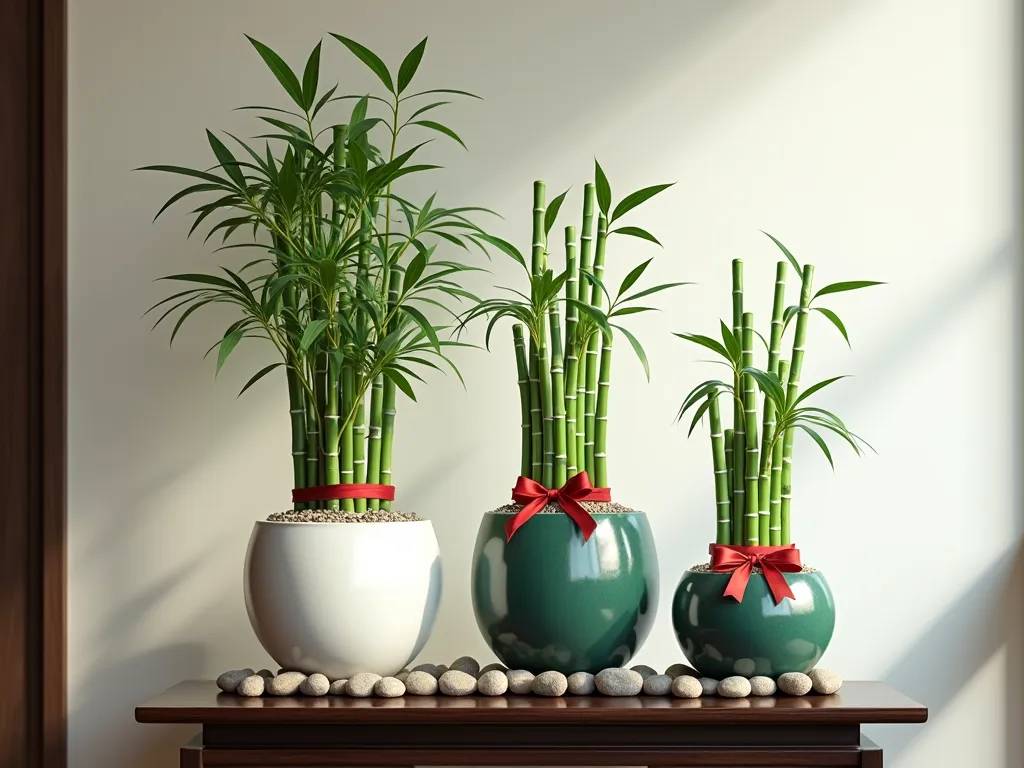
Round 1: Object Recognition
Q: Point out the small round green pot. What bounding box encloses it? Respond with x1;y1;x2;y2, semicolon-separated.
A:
471;511;659;674
671;568;835;679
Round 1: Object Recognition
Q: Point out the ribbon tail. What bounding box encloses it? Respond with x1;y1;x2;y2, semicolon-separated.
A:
722;561;753;602
558;496;598;541
762;563;796;604
505;498;545;541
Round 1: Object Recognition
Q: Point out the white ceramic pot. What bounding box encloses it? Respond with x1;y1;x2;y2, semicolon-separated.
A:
244;520;442;679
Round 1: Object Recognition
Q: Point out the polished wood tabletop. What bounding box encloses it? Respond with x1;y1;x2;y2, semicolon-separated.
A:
136;679;927;726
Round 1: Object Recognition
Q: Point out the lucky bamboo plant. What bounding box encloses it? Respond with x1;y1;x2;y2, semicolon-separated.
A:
676;234;880;546
143;35;497;512
463;162;684;489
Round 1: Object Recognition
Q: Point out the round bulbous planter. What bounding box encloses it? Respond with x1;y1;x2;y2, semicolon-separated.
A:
672;568;835;679
244;519;442;680
471;510;659;674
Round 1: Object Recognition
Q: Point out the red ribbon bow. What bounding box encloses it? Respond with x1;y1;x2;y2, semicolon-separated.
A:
505;471;610;541
710;544;803;604
292;483;396;505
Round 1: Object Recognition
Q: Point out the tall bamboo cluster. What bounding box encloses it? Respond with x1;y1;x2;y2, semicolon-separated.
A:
677;236;879;546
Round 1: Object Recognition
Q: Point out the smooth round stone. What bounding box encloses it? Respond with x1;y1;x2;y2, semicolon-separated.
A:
236;674;265;697
532;671;568;697
718;676;752;698
411;663;441;679
299;673;330;697
480;662;509;675
700;677;719;696
595;668;643;697
449;656;480;677
809;668;843;695
665;663;700;679
256;668;275;680
437;665;449;674
375;677;406;697
328;679;348;695
217;668;255;693
396;670;410;683
267;671;307;696
642;674;672;696
346;673;382;698
566;671;595;695
778;672;813;696
506;669;535;694
439;670;477;696
671;675;703;698
405;670;439;695
750;676;777;696
478;669;509;696
630;664;658;680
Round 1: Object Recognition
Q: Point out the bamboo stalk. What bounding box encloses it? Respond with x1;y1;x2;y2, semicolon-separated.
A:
286;370;307;509
330;357;347;512
539;323;554;488
769;360;790;546
379;275;402;511
708;394;731;544
513;325;532;477
549;306;567;487
730;259;745;542
563;226;579;477
529;343;543;482
780;264;815;544
564;224;578;366
576;184;595;474
741;312;759;544
594;333;612;488
353;396;367;513
758;261;788;543
724;426;734;543
528;182;546;482
365;377;384;510
584;213;609;480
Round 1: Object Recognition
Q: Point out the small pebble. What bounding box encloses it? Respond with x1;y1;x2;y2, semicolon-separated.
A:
449;656;481;677
595;668;643;696
345;672;382;697
236;674;265;697
506;669;535;694
718;676;752;698
328;679;348;695
671;675;703;698
437;665;449;674
299;673;330;697
630;664;658;680
256;668;275;680
480;662;509;675
478;669;509;696
700;677;720;696
750;676;777;696
375;677;406;697
217;668;255;693
665;663;700;679
532;671;568;697
778;672;813;696
809;668;843;695
643;674;672;696
439;670;477;696
267;671;307;696
405;670;439;695
567;671;595;695
396;670;410;683
411;663;441;679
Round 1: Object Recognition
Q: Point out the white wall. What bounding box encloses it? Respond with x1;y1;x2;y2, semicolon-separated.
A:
68;1;1022;766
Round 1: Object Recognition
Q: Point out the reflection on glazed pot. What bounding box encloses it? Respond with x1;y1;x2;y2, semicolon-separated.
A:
671;568;835;679
471;511;659;674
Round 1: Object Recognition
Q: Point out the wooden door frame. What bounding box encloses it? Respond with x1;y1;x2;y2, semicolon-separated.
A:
0;0;68;766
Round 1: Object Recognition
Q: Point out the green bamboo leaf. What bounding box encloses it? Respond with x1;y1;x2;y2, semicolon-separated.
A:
741;366;786;409
400;305;440;351
403;252;428;291
677;379;731;421
673;332;731;361
312;84;338;118
568;298;611;334
613;324;650;381
405;101;450;121
610;183;674;222
168;299;219;345
761;231;802;274
158;273;236;289
687;396;715;437
814;280;885;299
580;270;612;307
347;117;385;142
610;305;658;317
215;330;244;375
794;375;850;406
797;424;834;469
278;148;298;208
813;307;850;346
475;233;527;271
617;258;652;299
237;362;284;397
544;187;570;235
151;183;223;221
621;281;690;303
410;120;466;149
401;87;482;101
610;226;662;246
136;164;232;188
594;159;611;216
383;367;417;401
331;34;394;93
301;41;322;110
245;36;305;107
720;320;742;361
318;259;337;291
397;37;428;94
299;319;329;352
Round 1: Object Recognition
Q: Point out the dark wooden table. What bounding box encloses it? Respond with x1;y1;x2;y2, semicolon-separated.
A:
136;680;926;767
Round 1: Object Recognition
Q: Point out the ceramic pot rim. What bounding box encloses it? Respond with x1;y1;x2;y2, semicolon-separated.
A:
481;509;647;518
683;565;822;575
252;518;435;529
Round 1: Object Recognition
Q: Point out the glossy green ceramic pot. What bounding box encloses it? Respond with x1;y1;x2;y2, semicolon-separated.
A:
472;511;659;674
671;568;835;679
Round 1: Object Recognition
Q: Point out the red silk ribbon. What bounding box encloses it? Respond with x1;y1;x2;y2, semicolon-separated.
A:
505;471;610;542
292;483;396;504
709;543;803;605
